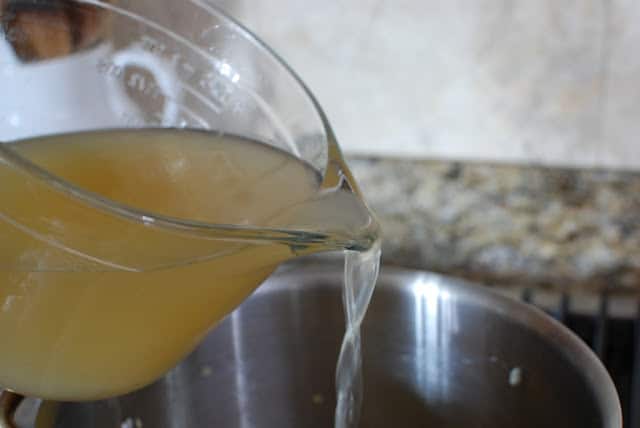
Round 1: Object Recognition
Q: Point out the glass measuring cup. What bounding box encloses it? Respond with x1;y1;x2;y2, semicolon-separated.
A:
0;0;379;420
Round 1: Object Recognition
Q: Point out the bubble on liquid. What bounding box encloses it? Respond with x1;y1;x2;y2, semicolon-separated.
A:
509;367;522;386
121;417;143;428
141;215;155;226
200;365;213;378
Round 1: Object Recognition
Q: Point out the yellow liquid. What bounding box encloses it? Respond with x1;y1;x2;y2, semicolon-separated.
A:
0;129;373;401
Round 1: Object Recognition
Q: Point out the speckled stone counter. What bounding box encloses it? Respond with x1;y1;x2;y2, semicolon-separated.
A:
348;157;640;293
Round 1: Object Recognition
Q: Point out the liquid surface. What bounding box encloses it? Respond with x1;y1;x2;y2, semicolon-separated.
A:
0;129;380;428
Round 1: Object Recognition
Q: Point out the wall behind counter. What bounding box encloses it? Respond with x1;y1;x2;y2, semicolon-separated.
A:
218;0;640;171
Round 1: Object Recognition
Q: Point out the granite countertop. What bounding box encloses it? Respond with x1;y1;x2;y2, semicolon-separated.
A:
349;157;640;294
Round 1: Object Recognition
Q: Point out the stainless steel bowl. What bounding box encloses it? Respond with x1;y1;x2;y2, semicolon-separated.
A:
38;264;621;427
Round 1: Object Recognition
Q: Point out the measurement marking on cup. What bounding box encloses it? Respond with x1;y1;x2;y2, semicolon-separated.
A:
97;58;230;114
140;34;167;55
96;58;124;79
96;59;166;101
97;52;228;121
138;34;199;79
198;72;233;110
128;72;165;99
135;34;236;110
